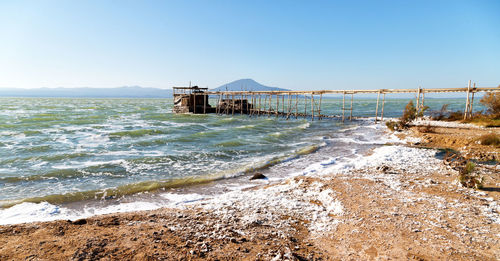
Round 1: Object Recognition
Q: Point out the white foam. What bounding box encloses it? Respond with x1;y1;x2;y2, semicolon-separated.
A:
0;201;165;225
160;193;205;205
0;202;74;225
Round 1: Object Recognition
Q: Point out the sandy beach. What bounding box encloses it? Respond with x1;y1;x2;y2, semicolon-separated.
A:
1;122;498;260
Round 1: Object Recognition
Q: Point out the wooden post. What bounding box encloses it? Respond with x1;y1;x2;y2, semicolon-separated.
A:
350;93;354;121
311;93;314;121
415;87;421;115
375;90;381;122
282;95;285;117
240;93;243;115
258;95;262;116
250;94;254;116
380;93;386;121
215;93;219;115
268;95;272;116
232;93;235;116
276;95;279;118
203;93;206;114
318;93;322;120
342;91;346;122
193;92;196;114
286;93;291;120
469;82;476;117
295;95;299;119
304;94;307;116
464;80;471;120
421;90;425;117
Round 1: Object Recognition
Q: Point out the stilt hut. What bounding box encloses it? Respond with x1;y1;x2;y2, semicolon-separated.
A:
172;86;215;114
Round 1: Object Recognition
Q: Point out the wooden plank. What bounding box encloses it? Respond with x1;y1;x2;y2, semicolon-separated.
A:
203;86;500;96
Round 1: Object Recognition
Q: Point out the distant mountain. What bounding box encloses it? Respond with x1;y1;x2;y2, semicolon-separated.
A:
0;79;289;98
0;86;173;98
212;79;289;92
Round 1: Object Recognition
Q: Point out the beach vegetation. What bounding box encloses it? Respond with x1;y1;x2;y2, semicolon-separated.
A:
400;100;417;126
417;124;435;133
430;90;500;127
432;104;449;121
385;121;398;131
458;161;483;189
444;152;484;189
477;133;500;147
480;91;500;118
386;101;418;131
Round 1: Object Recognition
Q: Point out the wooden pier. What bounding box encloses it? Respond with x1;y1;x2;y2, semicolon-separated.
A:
173;81;499;121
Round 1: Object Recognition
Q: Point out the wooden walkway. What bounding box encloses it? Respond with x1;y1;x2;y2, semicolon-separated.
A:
178;81;499;121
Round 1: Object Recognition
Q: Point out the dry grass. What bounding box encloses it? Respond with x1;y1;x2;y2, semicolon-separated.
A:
417;124;435;133
477;134;500;147
464;116;500;127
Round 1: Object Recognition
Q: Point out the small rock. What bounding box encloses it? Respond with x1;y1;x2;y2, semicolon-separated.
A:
71;219;87;225
250;173;267;180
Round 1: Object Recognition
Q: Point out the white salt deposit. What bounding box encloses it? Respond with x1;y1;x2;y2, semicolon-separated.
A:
191;179;343;233
412;119;482;129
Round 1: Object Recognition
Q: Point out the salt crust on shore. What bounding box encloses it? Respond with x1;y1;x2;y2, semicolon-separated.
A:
412;118;483;129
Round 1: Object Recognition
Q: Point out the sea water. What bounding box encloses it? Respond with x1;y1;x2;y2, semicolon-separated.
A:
0;97;475;224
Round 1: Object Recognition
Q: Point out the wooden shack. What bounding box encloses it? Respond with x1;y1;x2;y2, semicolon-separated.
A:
217;99;253;114
173;86;215;114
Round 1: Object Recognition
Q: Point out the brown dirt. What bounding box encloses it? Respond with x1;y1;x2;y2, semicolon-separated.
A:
407;126;500;161
1;127;499;260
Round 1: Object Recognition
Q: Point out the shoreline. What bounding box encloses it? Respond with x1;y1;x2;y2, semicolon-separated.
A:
1;122;499;260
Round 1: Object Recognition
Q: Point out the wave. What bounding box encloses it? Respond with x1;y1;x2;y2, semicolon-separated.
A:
0;169;86;183
214;140;246;147
109;129;169;138
0;175;220;208
23;145;52;153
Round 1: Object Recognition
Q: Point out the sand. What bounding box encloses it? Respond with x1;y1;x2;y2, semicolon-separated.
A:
0;123;498;260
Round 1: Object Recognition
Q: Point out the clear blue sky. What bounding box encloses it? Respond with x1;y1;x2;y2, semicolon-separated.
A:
0;0;499;90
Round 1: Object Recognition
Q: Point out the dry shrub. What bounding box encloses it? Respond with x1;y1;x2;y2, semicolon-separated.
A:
478;133;500;147
445;111;464;121
444;152;483;189
400;101;417;126
458;162;483;189
417;124;435;133
432;104;449;121
385;121;398;131
480;91;500;118
385;101;419;132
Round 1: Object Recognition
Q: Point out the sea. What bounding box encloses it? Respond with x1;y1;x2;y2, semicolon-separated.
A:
0;97;476;224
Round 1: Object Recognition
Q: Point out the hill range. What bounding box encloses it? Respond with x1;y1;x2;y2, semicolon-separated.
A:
0;79;288;98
